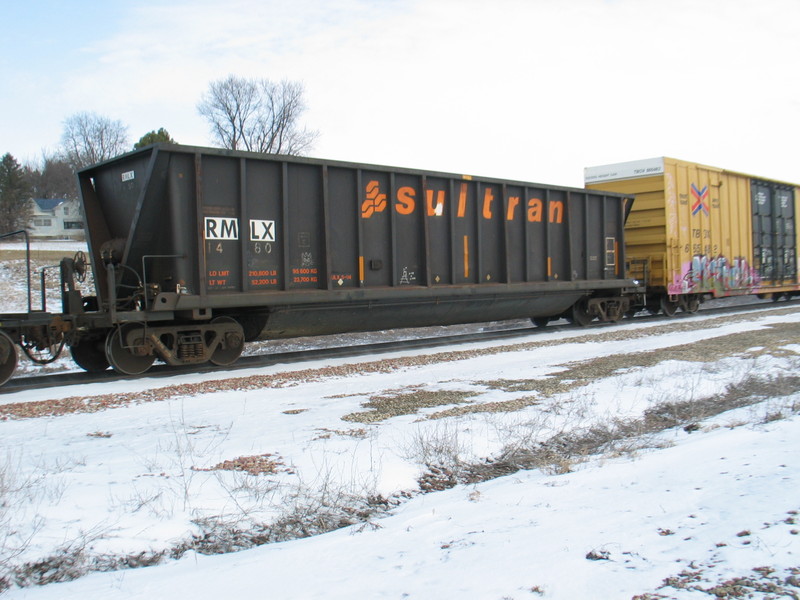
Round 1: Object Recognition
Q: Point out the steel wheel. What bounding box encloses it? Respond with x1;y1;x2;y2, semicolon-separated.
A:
660;296;679;317
105;324;155;375
209;316;245;366
71;338;111;372
683;295;701;314
571;298;593;327
0;331;18;386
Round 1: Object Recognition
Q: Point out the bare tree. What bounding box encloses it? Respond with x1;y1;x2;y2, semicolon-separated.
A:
60;112;130;170
198;75;319;155
253;79;319;155
25;153;78;201
197;76;258;151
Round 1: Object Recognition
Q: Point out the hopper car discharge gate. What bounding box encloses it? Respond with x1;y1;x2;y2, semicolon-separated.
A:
0;144;639;386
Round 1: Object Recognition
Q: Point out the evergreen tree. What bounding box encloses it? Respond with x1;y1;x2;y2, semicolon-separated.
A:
134;128;176;149
0;153;33;234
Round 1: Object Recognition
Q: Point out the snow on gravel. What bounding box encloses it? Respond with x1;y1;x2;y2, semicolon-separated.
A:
0;303;798;599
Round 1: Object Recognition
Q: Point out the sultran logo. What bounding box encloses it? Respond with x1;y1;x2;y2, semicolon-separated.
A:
361;180;388;218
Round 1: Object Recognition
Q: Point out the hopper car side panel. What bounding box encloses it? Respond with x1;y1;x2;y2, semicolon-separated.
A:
72;145;633;344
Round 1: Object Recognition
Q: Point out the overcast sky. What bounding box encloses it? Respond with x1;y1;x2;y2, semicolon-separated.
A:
2;0;799;187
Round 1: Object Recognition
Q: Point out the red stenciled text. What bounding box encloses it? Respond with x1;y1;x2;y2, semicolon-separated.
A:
292;267;318;284
249;269;278;286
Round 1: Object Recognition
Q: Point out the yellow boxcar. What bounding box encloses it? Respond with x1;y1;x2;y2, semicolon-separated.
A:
585;157;799;314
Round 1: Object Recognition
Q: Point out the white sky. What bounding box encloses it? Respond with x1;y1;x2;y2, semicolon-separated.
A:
2;0;799;186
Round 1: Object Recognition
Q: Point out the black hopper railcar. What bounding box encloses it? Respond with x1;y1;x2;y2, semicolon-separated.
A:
0;144;638;385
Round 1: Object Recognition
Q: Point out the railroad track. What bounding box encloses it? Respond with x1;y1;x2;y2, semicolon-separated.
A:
1;298;796;394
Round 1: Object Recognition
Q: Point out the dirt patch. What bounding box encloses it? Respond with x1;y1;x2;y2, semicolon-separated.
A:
314;427;368;439
342;387;480;423
194;453;284;476
636;557;800;599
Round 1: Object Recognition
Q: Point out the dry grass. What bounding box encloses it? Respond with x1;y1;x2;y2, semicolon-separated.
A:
412;369;800;489
342;387;480;423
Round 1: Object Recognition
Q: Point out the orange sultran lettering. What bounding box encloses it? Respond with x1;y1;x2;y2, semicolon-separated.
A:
426;189;445;216
458;183;468;217
482;188;495;219
506;196;520;221
527;197;543;222
549;200;564;223
395;186;415;215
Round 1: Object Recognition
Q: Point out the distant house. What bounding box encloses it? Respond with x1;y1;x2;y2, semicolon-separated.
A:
29;198;85;239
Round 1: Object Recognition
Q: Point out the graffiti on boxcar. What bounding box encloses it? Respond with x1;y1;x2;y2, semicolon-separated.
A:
669;255;759;295
360;180;564;224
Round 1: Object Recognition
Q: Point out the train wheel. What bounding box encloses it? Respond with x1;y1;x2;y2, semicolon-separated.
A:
0;331;18;386
105;324;155;375
209;316;245;366
71;338;110;372
660;296;679;317
683;295;701;314
236;313;268;342
571;298;593;327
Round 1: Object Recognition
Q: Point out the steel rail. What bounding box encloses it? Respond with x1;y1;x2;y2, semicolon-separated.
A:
1;298;796;395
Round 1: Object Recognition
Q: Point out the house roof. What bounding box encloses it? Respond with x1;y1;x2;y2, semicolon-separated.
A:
33;198;67;212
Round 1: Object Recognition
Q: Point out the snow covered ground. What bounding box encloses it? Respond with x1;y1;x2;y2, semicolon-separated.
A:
0;241;86;253
0;304;798;598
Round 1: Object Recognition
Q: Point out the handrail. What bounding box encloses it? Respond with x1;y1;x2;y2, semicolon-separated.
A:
39;265;61;312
